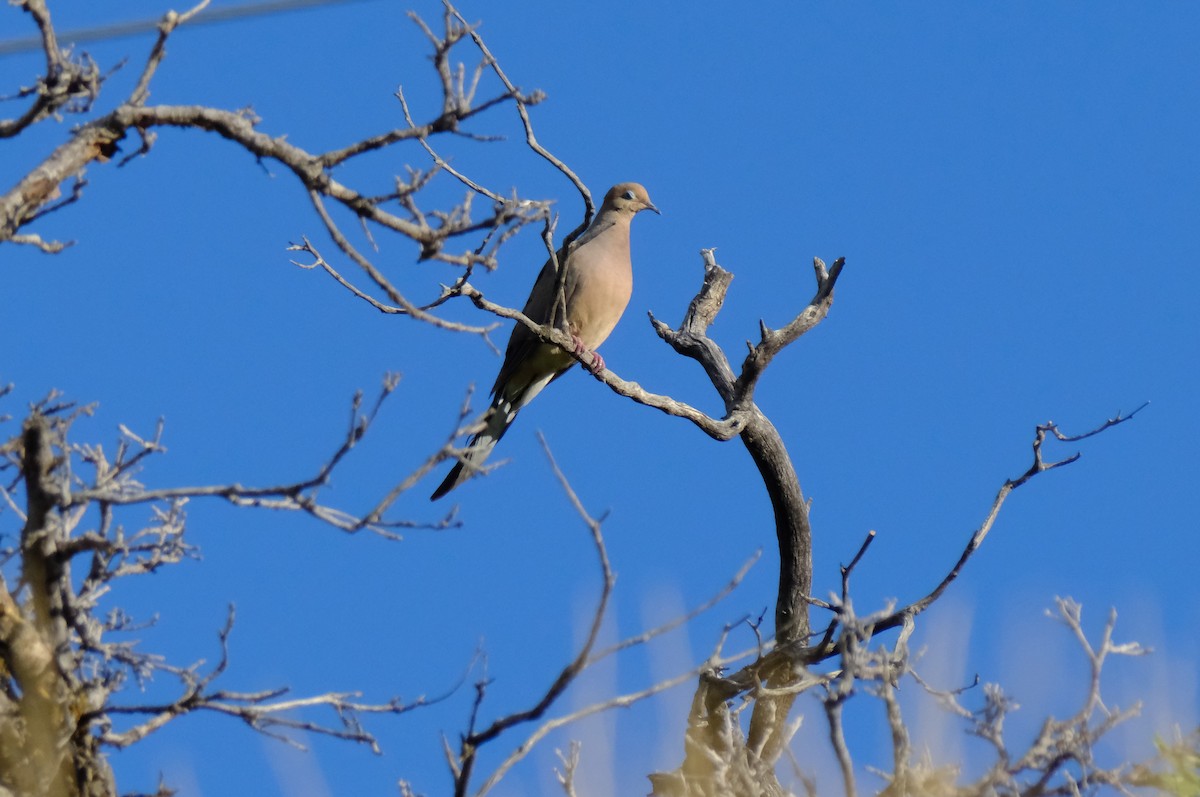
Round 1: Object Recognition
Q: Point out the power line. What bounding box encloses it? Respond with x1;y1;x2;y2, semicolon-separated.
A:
0;0;379;57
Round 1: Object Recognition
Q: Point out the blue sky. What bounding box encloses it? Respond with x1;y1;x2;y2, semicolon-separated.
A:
3;1;1198;795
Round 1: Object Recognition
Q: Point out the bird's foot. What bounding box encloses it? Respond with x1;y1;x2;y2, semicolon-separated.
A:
571;335;605;374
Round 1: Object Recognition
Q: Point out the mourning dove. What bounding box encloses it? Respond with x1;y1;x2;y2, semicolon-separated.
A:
431;182;659;500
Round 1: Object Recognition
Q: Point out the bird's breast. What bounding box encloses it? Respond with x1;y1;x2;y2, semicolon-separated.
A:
566;263;633;351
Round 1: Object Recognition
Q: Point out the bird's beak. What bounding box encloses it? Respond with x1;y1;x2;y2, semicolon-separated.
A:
644;201;661;215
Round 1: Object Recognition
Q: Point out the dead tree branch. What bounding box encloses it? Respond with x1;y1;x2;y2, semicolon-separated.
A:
445;436;754;797
638;249;844;787
95;607;436;753
652;400;1142;795
0;377;465;795
0;0;554;314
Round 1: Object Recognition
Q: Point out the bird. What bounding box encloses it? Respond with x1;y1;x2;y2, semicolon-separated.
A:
430;182;659;500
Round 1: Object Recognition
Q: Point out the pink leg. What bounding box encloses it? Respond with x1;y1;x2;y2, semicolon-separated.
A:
571;335;605;374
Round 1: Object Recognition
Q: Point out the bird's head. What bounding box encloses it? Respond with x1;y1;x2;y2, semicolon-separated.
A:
603;182;660;216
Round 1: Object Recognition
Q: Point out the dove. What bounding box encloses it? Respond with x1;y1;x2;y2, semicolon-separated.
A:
431;182;658;500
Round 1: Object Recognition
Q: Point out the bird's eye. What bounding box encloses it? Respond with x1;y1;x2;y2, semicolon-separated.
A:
622;189;636;200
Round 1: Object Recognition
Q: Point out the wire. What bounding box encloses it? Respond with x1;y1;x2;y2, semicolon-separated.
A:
0;0;380;57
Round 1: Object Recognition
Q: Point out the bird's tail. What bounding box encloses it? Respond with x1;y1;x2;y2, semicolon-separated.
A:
430;396;517;500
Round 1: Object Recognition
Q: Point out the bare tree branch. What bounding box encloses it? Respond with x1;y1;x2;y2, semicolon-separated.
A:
456;282;750;440
866;404;1148;640
442;435;756;797
443;1;592;231
1;0;554;288
0;375;477;794
451;433;615;796
0;1;103;140
95;607;440;752
52;376;439;538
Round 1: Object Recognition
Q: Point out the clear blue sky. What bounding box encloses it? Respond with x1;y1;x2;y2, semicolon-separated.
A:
3;1;1198;795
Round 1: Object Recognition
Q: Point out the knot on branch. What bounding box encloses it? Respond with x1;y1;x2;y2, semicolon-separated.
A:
430;110;460;134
